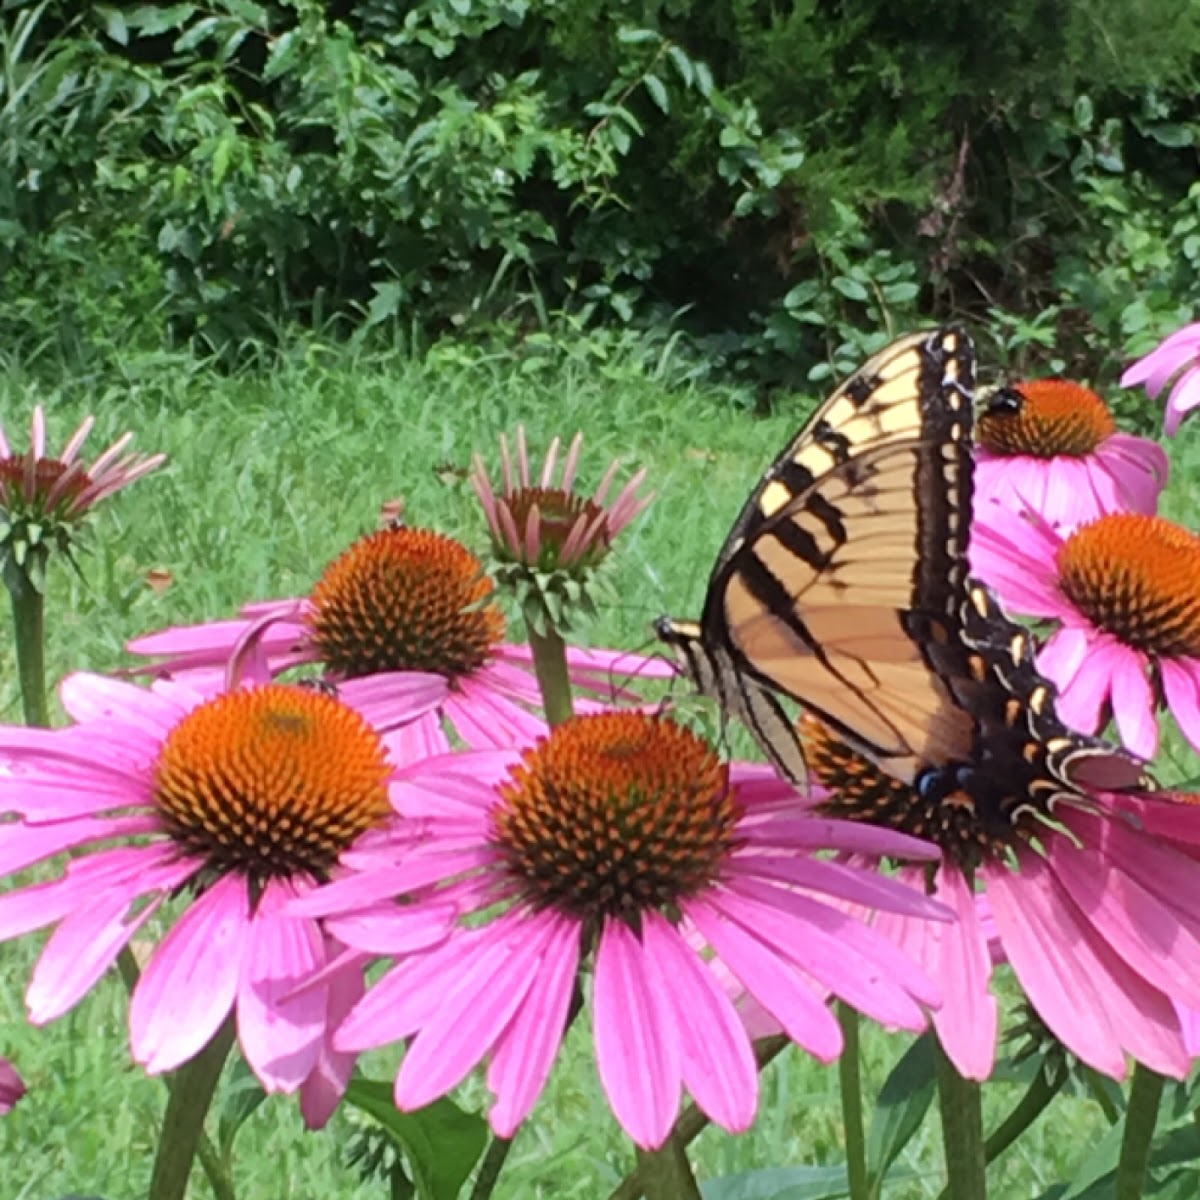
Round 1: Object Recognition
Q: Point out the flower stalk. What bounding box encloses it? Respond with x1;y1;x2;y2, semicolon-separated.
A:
934;1037;987;1200
838;1002;869;1200
148;1017;237;1200
636;1135;704;1200
7;565;49;727
1114;1063;1164;1200
527;623;575;726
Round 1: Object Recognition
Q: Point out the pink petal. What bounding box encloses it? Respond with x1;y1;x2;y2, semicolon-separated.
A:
27;889;163;1023
300;958;363;1129
642;914;758;1134
132;874;252;1074
338;672;448;730
930;865;997;1080
987;856;1189;1078
486;913;580;1136
323;902;457;955
59;672;188;731
685;895;842;1061
735;853;952;922
444;684;546;749
1108;650;1158;758
593;918;681;1148
1036;626;1090;686
1161;660;1200;754
236;881;327;1093
396;918;553;1111
719;875;937;1020
1050;818;1200;1009
744;816;941;861
1165;367;1200;436
1047;634;1124;735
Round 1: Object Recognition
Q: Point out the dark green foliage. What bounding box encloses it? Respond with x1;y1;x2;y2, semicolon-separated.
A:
2;0;1197;383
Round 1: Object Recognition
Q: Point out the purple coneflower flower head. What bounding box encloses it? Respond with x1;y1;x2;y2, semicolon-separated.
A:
800;714;1200;1081
0;672;452;1128
128;525;669;752
0;1058;25;1115
971;507;1200;759
295;712;949;1149
974;380;1167;530
470;428;651;632
1121;322;1200;437
0;406;164;587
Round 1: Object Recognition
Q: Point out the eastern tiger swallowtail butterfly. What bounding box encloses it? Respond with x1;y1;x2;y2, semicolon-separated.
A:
656;326;1150;834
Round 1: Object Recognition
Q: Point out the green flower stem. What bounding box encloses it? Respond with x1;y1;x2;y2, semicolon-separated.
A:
934;1037;987;1200
8;568;50;727
608;1036;789;1200
635;1134;704;1200
148;1017;237;1200
468;1135;514;1200
837;1002;869;1200
1115;1063;1164;1200
527;624;574;726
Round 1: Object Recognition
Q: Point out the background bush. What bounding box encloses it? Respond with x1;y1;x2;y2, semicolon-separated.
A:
2;0;1197;384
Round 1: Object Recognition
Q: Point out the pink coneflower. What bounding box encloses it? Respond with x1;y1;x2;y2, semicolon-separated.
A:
129;525;667;753
974;381;1167;529
0;406;165;528
294;712;949;1149
1121;322;1200;436
0;1058;25;1115
800;715;1200;1081
0;672;453;1127
970;507;1200;759
471;428;651;574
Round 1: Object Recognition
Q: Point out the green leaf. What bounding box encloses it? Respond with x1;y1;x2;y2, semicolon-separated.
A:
831;276;869;303
866;1033;936;1196
344;1079;487;1200
643;75;669;114
98;7;129;44
215;1059;268;1162
701;1165;850;1200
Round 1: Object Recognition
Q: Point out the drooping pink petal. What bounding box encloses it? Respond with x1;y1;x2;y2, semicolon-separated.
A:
1036;626;1090;685
300;955;364;1130
444;682;546;749
1049;817;1200;1009
987;856;1189;1078
743;816;941;861
593;917;682;1149
337;672;448;731
719;876;937;1019
323;901;457;955
1165;367;1200;436
1161;660;1200;753
1047;633;1124;735
236;880;327;1093
132;874;253;1074
685;895;842;1061
930;864;997;1080
1108;650;1158;758
396;916;554;1112
27;888;164;1023
0;814;155;873
734;852;952;921
641;914;757;1134
486;912;580;1137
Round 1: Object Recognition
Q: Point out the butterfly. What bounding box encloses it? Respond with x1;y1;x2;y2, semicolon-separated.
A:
656;326;1150;837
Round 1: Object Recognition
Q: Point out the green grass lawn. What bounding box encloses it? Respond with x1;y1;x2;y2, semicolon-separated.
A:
1;339;1195;1199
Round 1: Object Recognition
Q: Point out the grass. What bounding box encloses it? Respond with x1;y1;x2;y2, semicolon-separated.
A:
0;335;1195;1199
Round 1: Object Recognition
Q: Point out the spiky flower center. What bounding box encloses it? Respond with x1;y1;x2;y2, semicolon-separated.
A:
307;527;505;680
978;381;1116;458
500;486;609;569
802;715;1039;868
153;685;392;881
1057;514;1200;657
492;713;739;925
